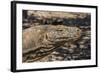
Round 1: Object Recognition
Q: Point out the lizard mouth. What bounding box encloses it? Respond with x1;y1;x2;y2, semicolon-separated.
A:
48;37;69;43
55;37;68;39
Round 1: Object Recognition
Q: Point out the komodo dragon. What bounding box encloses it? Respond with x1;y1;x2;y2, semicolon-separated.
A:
22;25;82;62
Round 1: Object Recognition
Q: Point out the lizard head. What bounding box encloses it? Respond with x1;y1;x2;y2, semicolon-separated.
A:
46;25;82;43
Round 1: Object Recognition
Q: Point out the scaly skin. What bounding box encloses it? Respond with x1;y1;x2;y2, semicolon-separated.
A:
22;25;82;62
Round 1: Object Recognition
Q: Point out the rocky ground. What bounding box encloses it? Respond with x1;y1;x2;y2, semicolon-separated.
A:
22;10;91;63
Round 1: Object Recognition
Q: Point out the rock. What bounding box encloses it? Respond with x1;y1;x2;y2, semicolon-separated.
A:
23;23;31;29
80;45;85;48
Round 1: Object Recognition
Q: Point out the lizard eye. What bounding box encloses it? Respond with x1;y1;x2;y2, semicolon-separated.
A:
57;29;63;31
